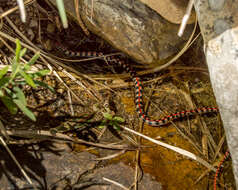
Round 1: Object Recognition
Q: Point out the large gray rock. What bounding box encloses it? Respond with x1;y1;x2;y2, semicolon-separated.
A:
0;143;162;189
194;0;238;188
51;0;194;64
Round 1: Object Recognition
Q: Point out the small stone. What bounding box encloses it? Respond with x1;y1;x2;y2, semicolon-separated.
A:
47;23;56;34
27;28;35;41
43;39;53;51
29;19;38;28
57;88;64;94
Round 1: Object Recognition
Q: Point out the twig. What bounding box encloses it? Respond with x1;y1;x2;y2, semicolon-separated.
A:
6;129;136;150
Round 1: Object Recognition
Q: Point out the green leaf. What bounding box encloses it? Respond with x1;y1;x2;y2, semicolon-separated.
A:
15;39;21;63
19;70;36;88
0;66;9;80
13;86;26;106
19;48;27;58
0;90;3;97
33;69;50;77
24;52;40;71
113;116;125;123
103;112;113;120
0;77;10;88
34;80;54;92
112;123;121;131
28;52;40;65
1;95;18;114
13;99;36;121
98;125;106;129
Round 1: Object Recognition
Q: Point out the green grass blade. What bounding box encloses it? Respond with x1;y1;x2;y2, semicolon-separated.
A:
19;48;27;58
13;99;36;121
56;0;68;28
0;66;9;80
24;52;40;71
28;52;40;65
0;77;10;88
15;39;21;63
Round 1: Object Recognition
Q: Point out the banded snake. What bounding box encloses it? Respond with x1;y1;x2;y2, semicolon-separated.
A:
55;44;219;126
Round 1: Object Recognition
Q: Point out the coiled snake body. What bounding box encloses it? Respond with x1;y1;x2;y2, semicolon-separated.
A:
56;44;219;126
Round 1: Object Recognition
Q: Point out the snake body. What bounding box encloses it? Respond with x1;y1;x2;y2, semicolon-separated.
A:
56;44;219;126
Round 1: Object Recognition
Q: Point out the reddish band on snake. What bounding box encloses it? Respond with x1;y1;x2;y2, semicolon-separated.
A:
213;151;230;190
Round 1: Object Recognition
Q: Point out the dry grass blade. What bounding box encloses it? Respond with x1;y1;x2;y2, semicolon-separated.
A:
212;134;226;162
92;150;126;161
16;0;26;22
0;119;10;140
67;90;75;115
52;70;84;104
103;177;129;190
178;0;195;37
122;126;216;172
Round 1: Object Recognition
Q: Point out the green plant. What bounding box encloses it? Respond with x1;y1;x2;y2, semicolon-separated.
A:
99;108;125;130
0;39;52;121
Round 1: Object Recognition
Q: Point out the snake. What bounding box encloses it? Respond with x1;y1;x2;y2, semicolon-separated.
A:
55;43;219;126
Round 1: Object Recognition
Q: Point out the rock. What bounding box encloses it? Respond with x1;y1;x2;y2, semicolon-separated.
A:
139;0;196;24
49;0;194;64
80;163;163;190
